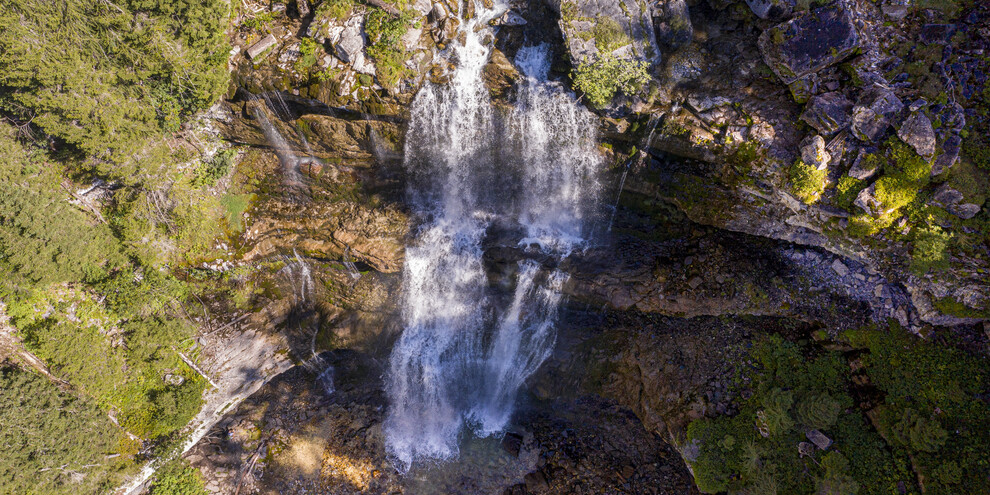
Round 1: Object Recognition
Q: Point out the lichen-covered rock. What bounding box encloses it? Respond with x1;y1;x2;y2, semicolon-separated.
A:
653;0;693;50
933;183;964;206
549;0;659;66
947;203;981;220
933;133;962;176
745;0;794;20
800;134;831;170
801;92;853;136
850;84;904;143
336;17;365;64
848;147;879;180
758;5;860;84
896;111;936;158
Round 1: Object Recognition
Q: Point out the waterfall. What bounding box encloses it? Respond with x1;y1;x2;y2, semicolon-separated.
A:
250;93;320;191
384;1;602;471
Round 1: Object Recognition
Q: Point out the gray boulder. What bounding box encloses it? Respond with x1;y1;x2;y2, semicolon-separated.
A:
336;18;365;63
932;134;962;176
549;0;659;67
932;184;964;206
855;184;884;216
746;0;795;19
848;148;880;180
897;112;937;158
948;203;982;220
247;34;278;59
800;135;831;170
801;92;853;136
850;85;904;143
758;5;860;85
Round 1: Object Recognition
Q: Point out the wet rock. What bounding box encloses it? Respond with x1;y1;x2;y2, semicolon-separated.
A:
801;92;853;136
247;34;278;59
800;134;831;170
896;112;936;158
850;85;904;143
501;432;523;457
653;0;693;50
524;470;549;491
758;5;860;85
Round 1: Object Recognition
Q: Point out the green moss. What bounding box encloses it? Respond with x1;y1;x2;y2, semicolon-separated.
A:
874;176;917;212
834;176;865;210
933;296;990;319
788;160;827;204
592;15;630;53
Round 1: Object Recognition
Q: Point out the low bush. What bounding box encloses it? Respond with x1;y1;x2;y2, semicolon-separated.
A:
572;56;650;108
789;159;827;204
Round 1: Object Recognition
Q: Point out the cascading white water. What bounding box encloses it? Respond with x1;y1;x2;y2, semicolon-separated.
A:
384;1;602;471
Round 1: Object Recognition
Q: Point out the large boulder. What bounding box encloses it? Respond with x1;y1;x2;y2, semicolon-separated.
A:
800;135;831;170
758;5;861;85
897;112;936;158
548;0;659;66
850;84;904;143
653;0;693;50
801;92;853;136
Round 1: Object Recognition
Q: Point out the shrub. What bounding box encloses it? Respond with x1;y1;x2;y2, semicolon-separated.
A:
834;176;865;210
873;176;917;212
193;149;237;188
364;8;414;89
315;0;353;21
909;225;951;273
796;393;842;430
572;55;650;108
295;37;322;72
788;159;827;204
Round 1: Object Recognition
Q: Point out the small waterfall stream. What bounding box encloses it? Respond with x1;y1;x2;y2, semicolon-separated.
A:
384;1;602;470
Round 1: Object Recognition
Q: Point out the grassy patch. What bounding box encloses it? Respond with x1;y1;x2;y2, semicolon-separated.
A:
221;193;252;232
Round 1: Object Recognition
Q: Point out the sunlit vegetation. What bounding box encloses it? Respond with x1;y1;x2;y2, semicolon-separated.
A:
686;325;990;494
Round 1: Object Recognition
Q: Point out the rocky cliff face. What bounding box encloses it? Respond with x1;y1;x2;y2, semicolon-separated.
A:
174;1;990;493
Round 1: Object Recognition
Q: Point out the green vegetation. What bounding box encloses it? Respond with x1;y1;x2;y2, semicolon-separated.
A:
572;56;650;108
0;0;230;167
835;176;865;210
148;459;207;495
592;16;630;53
0;0;237;486
788;159;827;204
315;0;354;21
687;326;990;494
364;8;415;89
909;225;952;273
0;366;133;494
296;37;322;72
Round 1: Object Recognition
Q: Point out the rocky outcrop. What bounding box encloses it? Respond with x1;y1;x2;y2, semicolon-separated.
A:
758;5;860;85
549;0;659;65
